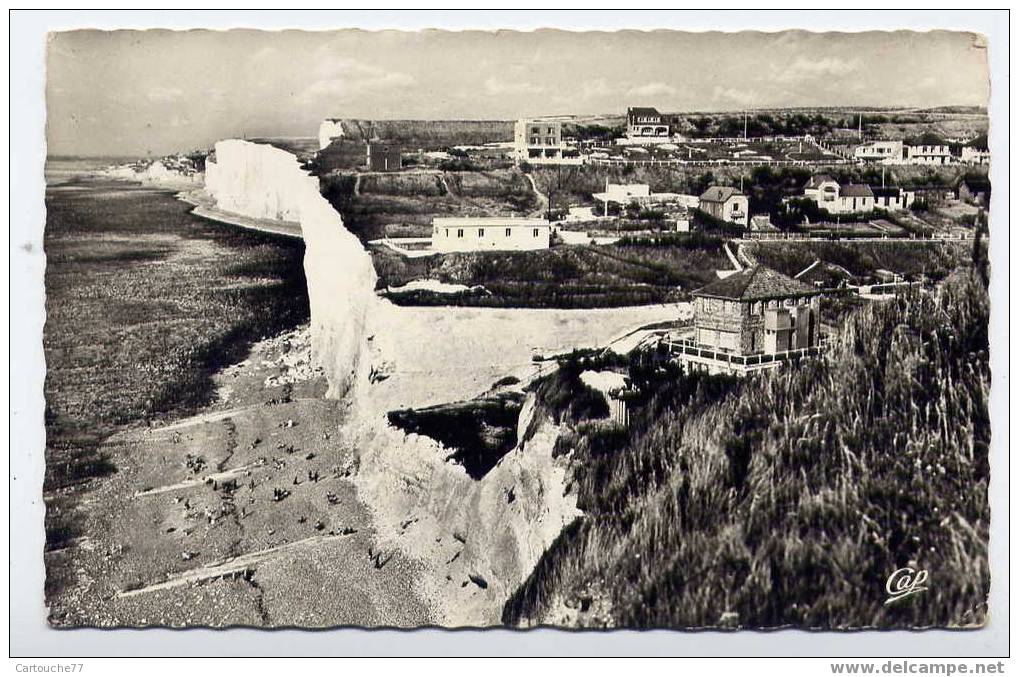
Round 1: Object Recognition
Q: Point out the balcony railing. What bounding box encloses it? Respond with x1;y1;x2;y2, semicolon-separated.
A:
664;338;824;367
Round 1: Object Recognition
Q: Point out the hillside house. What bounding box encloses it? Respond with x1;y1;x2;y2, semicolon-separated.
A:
626;107;670;139
872;186;916;211
906;145;953;165
514;119;564;160
699;186;749;227
366;142;402;172
961;146;991;165
802;175;878;214
431;217;551;252
592;181;699;216
671;266;822;375
853;140;904;164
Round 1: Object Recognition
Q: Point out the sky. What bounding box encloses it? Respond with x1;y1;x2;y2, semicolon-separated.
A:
46;28;990;157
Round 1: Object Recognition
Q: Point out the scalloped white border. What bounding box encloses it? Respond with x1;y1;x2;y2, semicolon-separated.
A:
9;9;1009;658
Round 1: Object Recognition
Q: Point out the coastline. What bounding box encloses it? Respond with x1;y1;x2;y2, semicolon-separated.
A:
49;326;439;627
178;189;304;240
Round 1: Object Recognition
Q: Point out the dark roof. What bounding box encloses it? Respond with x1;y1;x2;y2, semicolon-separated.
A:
840;184;874;198
871;187;904;198
627;107;662;118
699;185;743;203
693;265;820;301
806;174;836;188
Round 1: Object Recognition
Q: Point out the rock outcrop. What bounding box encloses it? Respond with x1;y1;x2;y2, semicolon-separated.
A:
204;139;378;400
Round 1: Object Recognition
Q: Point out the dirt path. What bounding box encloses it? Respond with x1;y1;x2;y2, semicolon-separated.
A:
524;172;549;218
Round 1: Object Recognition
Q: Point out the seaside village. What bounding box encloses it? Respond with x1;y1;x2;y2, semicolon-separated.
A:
144;105;989;424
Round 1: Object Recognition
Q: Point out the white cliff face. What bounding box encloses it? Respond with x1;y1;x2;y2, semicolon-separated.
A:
204;139;378;400
318;119;345;150
101;160;202;189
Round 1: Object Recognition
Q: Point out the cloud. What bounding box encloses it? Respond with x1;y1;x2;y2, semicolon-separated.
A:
579;78;612;100
483;76;546;96
146;85;184;102
627;82;677;99
711;86;757;106
297;58;414;104
776;56;862;82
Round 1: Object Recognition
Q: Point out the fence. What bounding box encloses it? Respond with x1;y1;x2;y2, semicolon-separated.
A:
664;338;824;368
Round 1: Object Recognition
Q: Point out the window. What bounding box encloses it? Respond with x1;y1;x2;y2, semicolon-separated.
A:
457;229;464;238
505;228;512;237
445;228;449;236
533;228;539;237
478;228;484;237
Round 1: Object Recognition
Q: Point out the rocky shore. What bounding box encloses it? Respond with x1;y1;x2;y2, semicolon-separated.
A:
47;328;436;628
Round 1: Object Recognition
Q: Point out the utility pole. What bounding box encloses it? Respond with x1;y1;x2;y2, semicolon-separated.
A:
858;113;862;141
744;110;749;140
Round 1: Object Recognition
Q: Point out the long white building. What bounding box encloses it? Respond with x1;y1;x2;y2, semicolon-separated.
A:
431;217;551;252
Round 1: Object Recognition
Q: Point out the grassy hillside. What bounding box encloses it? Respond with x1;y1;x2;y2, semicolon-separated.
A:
318;168;537;241
336;119;513;148
504;268;990;628
373;235;729;309
745;240;971;283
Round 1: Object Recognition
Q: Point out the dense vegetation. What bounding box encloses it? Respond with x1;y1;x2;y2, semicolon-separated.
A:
746;240;970;283
504;269;990;628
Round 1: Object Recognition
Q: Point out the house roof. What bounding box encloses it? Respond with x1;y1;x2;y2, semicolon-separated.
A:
699;185;743;203
806;174;836;189
693;265;819;301
871;187;904;198
628;107;662;118
840;184;874;198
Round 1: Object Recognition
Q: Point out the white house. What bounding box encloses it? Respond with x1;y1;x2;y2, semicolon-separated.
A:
802;175;876;214
960;147;991;165
431;217;551;252
699;186;749;227
872;187;916;211
906;145;953;165
592;182;700;217
853;140;904;164
514;119;564;161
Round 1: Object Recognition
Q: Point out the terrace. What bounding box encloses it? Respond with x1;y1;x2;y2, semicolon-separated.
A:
664;335;826;373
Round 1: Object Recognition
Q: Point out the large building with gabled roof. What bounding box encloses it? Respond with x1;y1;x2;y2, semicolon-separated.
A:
626;107;670;139
670;265;823;374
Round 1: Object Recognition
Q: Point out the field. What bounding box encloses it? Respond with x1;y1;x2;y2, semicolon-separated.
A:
504;268;990;628
43;178;309;578
372;234;731;309
318;168;538;241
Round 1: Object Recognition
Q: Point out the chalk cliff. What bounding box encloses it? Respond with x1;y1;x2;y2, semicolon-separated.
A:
204;139;378;400
318;119;346;150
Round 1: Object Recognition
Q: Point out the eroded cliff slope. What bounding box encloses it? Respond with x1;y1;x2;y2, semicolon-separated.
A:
204;139;378;400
